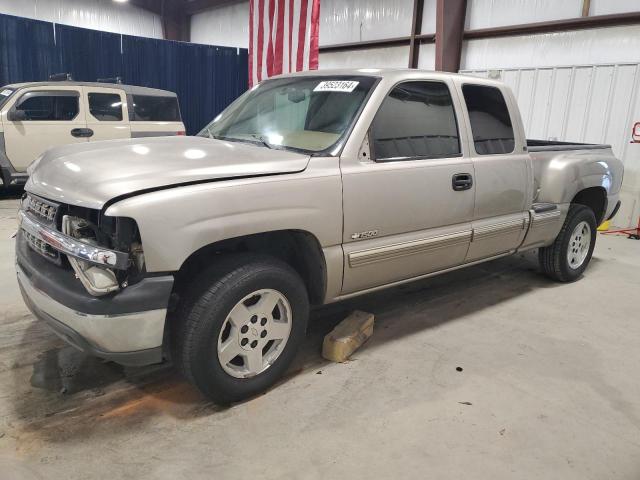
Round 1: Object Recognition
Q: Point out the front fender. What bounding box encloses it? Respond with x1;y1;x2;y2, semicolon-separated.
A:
103;161;342;272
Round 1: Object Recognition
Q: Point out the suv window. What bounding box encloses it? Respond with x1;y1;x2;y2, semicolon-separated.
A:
371;81;461;161
15;92;79;121
132;95;180;122
462;85;515;155
88;93;123;121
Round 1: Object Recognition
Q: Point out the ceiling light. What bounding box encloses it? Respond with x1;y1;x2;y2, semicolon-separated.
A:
113;0;129;3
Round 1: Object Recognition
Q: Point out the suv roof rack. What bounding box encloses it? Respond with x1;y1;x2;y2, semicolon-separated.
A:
97;76;123;84
49;73;73;81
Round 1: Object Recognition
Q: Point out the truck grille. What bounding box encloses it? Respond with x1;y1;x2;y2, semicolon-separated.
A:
23;230;61;264
26;194;59;224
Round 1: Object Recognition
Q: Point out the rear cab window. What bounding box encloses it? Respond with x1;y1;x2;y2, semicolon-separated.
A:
131;95;181;122
88;92;123;121
462;84;515;155
371;81;461;161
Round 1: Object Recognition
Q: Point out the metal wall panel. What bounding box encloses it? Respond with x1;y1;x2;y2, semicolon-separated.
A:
461;25;640;70
318;0;413;45
590;0;640;16
190;0;437;67
191;1;249;48
461;63;640;228
319;45;410;70
0;0;162;38
465;0;582;30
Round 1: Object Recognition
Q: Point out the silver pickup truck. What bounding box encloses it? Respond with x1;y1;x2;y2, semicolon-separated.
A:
16;69;623;403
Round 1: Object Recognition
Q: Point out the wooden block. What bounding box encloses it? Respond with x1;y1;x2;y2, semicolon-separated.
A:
322;310;375;363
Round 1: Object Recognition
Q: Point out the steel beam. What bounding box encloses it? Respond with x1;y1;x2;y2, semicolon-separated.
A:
408;0;425;68
464;12;640;39
435;0;467;72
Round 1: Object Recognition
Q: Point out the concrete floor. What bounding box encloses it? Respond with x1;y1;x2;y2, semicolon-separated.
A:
1;192;639;480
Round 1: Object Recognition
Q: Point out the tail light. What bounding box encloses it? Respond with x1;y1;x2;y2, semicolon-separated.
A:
177;131;186;136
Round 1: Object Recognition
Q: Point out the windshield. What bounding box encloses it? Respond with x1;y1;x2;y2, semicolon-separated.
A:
199;75;377;154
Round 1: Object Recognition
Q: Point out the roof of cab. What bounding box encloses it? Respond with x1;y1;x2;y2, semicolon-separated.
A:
1;81;177;97
271;67;503;87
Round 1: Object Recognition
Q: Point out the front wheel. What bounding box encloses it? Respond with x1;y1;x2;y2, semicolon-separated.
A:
538;204;597;282
172;255;309;404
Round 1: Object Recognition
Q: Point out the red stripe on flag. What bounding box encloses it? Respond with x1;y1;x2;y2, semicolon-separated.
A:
266;0;275;77
248;0;254;86
274;0;285;75
296;0;308;72
309;0;320;70
257;0;265;82
288;0;294;73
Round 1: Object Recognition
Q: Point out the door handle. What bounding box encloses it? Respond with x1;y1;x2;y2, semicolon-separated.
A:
71;128;94;138
452;173;473;191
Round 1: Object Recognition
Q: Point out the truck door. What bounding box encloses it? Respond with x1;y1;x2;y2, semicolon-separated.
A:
1;87;88;172
458;84;530;262
341;80;475;294
82;87;131;142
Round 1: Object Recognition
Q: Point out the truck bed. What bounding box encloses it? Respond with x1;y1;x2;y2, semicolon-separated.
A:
527;139;611;152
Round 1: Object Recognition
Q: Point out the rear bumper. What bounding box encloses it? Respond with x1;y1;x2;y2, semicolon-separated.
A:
607;200;622;221
16;231;173;366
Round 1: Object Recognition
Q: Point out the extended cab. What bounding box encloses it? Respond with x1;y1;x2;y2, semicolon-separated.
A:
0;81;185;188
15;69;623;403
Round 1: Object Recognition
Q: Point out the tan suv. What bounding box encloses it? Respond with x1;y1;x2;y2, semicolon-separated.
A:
0;81;185;188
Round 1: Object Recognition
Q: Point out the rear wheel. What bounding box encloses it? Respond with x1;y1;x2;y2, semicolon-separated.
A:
172;255;309;404
538;204;597;282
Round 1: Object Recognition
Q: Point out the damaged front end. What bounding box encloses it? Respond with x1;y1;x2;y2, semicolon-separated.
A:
15;192;173;366
19;193;146;297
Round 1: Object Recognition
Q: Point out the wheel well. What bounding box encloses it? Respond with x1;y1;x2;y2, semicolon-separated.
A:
572;187;606;224
174;230;327;305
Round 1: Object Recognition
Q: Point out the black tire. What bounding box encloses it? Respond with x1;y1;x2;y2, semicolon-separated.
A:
171;254;309;404
538;204;597;282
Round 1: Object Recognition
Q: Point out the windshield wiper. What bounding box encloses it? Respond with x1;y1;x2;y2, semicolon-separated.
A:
249;134;275;149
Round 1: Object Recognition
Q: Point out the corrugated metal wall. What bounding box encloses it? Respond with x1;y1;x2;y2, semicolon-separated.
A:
462;64;640;228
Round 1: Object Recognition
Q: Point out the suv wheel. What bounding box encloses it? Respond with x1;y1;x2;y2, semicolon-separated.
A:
538;204;597;282
172;255;309;404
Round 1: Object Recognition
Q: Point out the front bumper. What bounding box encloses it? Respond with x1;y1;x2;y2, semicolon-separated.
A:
16;230;174;366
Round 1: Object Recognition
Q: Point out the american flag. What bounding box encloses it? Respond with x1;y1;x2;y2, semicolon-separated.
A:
249;0;320;87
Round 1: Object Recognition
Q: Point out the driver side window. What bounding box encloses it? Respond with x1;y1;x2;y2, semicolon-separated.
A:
371;81;461;161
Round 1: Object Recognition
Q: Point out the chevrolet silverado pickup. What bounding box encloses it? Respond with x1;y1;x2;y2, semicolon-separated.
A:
15;69;623;403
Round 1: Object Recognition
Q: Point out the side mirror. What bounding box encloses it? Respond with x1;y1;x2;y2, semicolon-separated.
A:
8;109;27;122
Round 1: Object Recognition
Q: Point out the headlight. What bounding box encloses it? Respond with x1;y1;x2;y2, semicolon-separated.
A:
62;216;120;296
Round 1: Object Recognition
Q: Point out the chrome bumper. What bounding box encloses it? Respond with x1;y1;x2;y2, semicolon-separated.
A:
18;210;129;269
17;263;166;364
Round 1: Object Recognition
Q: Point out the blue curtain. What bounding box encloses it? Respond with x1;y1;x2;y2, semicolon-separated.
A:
0;13;248;134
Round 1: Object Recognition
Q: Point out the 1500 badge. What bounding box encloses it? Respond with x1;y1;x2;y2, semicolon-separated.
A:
351;230;379;240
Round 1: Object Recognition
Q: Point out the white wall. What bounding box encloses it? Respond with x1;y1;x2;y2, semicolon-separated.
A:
0;0;162;38
190;0;438;69
319;45;409;70
191;1;249;48
465;0;582;29
461;25;640;70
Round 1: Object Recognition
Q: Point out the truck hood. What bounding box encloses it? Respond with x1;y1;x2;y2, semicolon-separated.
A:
26;136;310;209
